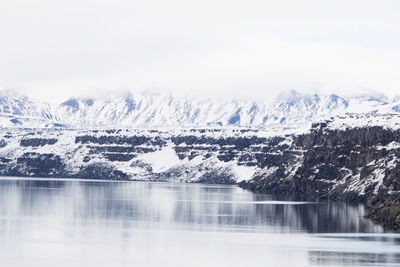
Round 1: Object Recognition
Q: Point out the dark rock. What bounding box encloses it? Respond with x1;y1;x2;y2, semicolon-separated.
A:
75;163;129;180
20;138;58;147
366;196;400;231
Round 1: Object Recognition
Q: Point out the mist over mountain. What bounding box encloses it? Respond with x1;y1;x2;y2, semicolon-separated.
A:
0;89;398;128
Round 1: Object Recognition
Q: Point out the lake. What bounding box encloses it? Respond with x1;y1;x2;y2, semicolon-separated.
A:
0;177;399;267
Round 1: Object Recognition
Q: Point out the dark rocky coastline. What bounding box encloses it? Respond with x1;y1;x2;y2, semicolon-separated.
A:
239;121;400;231
0;117;399;230
365;196;400;231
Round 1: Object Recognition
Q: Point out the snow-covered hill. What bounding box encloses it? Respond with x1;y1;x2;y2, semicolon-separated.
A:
0;89;399;128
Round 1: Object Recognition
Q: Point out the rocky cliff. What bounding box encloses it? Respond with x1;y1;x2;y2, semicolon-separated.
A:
0;127;295;184
0;113;399;229
239;114;400;230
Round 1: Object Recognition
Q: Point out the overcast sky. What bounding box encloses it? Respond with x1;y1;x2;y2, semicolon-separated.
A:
1;0;400;102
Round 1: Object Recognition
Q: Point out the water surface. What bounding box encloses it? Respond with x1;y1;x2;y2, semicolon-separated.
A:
0;178;399;267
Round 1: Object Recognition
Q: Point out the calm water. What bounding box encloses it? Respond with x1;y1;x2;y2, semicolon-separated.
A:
0;178;399;267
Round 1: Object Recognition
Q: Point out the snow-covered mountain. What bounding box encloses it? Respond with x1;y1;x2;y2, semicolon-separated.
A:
0;89;399;128
53;91;353;127
0;90;58;128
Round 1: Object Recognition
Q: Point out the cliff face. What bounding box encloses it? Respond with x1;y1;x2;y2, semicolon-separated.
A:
297;126;400;200
0;128;293;184
239;119;400;230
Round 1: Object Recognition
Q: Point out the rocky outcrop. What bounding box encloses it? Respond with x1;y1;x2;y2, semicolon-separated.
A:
366;196;400;231
7;152;66;177
239;119;400;230
20;138;58;147
75;163;129;180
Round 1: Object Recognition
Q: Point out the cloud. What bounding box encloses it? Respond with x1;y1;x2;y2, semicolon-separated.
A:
1;0;400;102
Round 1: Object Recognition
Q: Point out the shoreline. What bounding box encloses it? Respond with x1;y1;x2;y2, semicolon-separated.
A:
238;180;400;232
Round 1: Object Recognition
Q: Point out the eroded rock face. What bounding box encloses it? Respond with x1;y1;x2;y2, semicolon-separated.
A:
7;152;66;177
239;121;400;230
20;138;58;147
242;124;400;199
366;196;400;231
76;163;129;180
0;128;291;182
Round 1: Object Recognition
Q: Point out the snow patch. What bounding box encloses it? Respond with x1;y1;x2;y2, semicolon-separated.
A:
230;164;257;182
137;146;183;173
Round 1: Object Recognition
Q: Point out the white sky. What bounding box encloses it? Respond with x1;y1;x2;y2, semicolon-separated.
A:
1;0;400;102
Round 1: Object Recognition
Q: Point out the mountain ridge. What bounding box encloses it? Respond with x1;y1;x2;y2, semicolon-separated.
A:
0;90;399;128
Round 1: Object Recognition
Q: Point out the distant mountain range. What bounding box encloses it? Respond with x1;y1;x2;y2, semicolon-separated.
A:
0;89;398;128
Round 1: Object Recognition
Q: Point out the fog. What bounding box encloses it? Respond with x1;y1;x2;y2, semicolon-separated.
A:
1;0;400;102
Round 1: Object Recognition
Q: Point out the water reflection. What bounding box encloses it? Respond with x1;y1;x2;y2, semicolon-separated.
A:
309;251;400;266
0;178;398;267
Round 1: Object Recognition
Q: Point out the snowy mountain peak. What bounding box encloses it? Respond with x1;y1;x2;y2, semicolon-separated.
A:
0;89;397;128
0;90;53;120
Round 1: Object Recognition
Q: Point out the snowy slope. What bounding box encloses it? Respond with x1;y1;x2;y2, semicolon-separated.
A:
0;89;400;128
0;90;60;128
54;91;351;127
0;127;285;183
